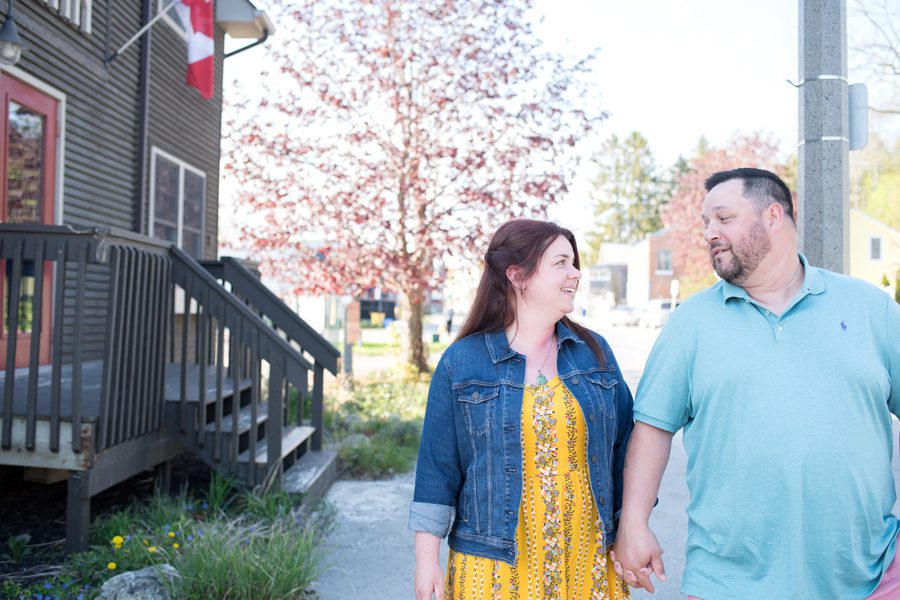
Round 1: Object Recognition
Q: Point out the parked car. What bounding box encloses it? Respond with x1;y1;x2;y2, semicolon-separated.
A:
640;299;681;328
606;304;641;327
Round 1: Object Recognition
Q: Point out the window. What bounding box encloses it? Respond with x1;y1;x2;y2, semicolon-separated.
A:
159;0;189;39
656;249;673;274
38;0;93;33
150;148;206;258
870;237;882;261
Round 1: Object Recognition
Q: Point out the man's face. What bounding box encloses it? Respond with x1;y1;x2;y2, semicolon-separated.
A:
700;179;772;285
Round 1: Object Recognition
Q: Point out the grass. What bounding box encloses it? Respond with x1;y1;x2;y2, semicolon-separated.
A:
1;475;334;600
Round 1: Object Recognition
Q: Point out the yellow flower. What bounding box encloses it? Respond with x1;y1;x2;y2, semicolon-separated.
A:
148;546;157;553
112;535;124;545
168;531;176;538
143;539;150;546
107;562;117;570
172;542;180;549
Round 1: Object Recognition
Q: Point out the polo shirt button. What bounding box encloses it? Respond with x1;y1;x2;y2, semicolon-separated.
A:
765;310;770;316
572;377;580;385
777;326;784;332
591;455;599;464
589;413;595;423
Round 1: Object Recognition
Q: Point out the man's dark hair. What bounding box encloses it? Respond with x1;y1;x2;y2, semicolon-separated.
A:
704;168;795;223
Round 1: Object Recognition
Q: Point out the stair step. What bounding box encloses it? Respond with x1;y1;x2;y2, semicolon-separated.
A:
238;425;315;465
283;450;337;502
204;403;269;434
164;363;253;404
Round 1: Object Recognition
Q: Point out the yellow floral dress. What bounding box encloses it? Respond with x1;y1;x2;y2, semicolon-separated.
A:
445;376;629;600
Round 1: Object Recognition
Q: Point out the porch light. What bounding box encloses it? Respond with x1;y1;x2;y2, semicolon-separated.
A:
0;0;24;67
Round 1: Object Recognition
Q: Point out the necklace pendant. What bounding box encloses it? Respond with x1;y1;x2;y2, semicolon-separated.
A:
536;373;548;386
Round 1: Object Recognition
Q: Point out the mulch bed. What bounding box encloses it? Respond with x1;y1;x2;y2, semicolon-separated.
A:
0;454;214;578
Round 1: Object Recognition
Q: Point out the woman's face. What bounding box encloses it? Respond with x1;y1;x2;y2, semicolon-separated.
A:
520;235;581;317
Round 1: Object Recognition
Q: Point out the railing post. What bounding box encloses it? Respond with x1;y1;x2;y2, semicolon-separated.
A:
267;352;284;484
312;363;324;451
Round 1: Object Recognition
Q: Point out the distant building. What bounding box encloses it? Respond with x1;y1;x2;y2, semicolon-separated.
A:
849;209;900;296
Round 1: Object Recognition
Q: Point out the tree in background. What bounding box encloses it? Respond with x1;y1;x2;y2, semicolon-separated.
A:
586;132;665;258
224;0;603;373
661;133;790;297
851;0;899;116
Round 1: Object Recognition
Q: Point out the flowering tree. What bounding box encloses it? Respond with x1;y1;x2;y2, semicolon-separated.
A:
224;0;603;373
661;134;792;297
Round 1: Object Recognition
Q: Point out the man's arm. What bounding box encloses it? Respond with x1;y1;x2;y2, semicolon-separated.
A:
612;421;674;592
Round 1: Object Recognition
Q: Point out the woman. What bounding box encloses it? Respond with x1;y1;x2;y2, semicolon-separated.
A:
410;219;633;599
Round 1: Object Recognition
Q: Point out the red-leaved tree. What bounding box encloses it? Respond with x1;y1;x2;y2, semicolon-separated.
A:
662;133;793;297
223;0;603;372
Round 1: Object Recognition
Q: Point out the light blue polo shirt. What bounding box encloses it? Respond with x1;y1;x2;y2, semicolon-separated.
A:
635;255;900;600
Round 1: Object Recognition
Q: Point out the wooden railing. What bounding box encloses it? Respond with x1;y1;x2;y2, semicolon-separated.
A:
0;224;107;453
201;257;340;451
171;248;328;483
1;226;336;487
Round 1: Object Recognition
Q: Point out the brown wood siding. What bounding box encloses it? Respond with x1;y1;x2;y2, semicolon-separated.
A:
146;13;224;261
9;2;225;362
14;2;142;230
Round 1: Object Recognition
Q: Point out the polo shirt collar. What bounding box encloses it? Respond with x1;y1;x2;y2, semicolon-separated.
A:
720;253;825;302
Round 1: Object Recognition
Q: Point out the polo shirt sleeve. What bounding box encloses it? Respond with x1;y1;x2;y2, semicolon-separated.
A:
886;297;900;418
633;316;691;433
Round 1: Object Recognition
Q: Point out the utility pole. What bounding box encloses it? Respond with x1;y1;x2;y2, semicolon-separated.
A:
799;0;849;274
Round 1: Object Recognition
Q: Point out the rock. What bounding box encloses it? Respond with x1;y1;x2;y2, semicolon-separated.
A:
96;564;179;600
341;433;370;448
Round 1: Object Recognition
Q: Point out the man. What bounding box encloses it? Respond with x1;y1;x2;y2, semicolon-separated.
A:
612;168;900;599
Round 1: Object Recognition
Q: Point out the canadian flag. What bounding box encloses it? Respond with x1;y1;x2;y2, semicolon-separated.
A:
174;0;214;99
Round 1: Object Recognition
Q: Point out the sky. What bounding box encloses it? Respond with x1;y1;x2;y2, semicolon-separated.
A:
530;0;799;228
222;0;893;244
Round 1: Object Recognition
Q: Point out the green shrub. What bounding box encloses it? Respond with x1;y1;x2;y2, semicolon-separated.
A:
329;365;429;478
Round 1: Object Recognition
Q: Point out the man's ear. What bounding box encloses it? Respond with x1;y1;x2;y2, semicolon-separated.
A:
767;202;785;229
506;265;525;290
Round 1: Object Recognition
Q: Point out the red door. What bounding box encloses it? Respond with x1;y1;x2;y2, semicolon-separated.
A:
0;74;57;369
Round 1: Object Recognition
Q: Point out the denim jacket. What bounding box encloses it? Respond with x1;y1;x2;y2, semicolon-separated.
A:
408;320;634;564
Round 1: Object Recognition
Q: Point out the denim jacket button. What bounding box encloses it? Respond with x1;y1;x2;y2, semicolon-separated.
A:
588;413;595;423
598;495;605;506
572;377;580;385
471;391;480;400
591;455;599;464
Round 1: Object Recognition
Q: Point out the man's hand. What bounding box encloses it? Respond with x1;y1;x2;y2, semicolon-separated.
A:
611;521;667;592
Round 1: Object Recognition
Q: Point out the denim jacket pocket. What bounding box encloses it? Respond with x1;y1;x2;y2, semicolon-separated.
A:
455;383;499;436
585;373;618;421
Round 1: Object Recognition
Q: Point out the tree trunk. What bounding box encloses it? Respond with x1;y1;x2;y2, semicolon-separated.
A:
402;293;431;374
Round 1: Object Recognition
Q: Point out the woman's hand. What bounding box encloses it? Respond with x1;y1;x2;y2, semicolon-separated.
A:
414;557;445;600
414;531;445;599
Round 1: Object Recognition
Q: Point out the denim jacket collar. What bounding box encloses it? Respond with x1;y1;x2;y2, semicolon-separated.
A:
485;320;584;365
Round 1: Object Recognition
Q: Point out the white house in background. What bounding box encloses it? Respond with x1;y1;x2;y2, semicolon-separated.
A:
849;209;900;296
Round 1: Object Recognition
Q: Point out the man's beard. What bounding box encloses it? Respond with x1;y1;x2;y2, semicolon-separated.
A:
710;219;772;285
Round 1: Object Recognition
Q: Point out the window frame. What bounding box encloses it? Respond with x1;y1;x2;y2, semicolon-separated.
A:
869;236;883;261
148;147;206;258
655;249;673;274
158;0;189;40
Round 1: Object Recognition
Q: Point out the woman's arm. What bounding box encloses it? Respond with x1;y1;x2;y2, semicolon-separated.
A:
414;532;445;600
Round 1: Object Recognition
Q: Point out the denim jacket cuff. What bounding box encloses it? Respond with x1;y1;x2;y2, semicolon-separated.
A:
408;501;455;538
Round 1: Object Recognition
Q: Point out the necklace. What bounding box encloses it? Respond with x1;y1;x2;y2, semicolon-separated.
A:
532;336;555;386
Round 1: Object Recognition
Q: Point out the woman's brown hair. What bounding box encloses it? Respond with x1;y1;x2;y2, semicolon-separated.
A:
455;219;605;366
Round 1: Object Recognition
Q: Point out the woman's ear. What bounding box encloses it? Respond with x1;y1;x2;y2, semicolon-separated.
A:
506;265;525;291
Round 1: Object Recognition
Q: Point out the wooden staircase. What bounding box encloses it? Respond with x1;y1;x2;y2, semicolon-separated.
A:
0;225;341;552
164;249;341;502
